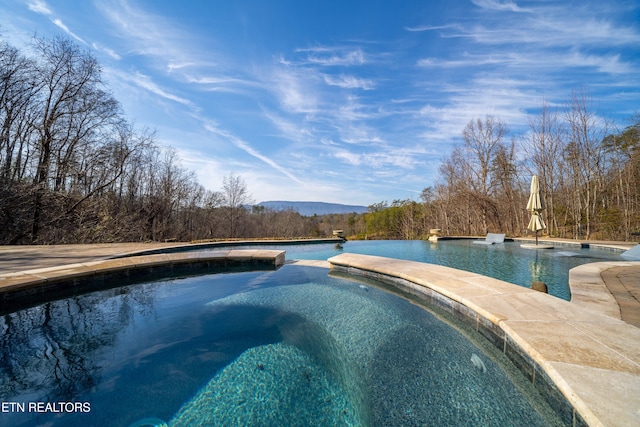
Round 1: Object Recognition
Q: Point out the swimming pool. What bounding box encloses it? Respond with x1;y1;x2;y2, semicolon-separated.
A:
0;264;563;426
230;240;625;300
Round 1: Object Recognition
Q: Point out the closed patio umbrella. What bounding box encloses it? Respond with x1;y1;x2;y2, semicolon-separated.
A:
526;175;544;212
526;175;545;245
527;212;546;244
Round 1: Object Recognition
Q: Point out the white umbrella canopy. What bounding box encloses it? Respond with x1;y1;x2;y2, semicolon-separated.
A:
526;175;544;212
527;211;546;233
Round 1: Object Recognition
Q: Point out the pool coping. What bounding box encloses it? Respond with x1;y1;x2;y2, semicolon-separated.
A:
0;239;344;274
569;261;640;322
327;253;640;427
0;249;285;313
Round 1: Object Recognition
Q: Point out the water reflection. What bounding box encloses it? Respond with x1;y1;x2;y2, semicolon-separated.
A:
528;251;548;283
0;270;357;426
0;285;156;402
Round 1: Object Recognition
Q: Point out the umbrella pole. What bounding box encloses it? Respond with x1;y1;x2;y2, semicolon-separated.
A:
535;229;538;245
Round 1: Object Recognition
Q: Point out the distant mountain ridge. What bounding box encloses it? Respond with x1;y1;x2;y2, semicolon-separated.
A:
258;201;368;216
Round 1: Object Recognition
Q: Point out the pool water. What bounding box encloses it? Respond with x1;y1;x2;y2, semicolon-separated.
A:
235;240;624;300
0;265;563;426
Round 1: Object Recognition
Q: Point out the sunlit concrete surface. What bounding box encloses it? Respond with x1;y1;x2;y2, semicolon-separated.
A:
0;239;342;274
570;262;640;328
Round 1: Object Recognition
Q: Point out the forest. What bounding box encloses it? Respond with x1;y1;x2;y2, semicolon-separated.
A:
1;36;638;244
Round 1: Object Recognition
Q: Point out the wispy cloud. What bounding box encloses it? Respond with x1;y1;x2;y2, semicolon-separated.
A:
332;149;362;166
96;0;206;68
417;47;634;76
297;46;367;66
471;0;531;13
336;97;385;124
415;77;535;144
92;42;121;60
416;49;633;75
331;147;422;171
50;18;85;43
442;3;640;49
417;52;520;68
26;0;51;15
268;66;320;114
323;74;375;90
111;70;195;107
404;24;461;32
262;110;313;143
467;19;640;48
96;0;252;96
167;62;200;73
184;74;259;94
26;0;86;43
339;127;384;145
564;51;632;74
203;122;306;186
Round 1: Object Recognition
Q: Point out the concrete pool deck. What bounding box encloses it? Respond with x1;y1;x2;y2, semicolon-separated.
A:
0;240;638;426
0;239;341;274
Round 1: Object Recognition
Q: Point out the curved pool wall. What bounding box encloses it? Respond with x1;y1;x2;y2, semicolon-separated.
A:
1;249;638;426
328;253;640;427
0;249;285;315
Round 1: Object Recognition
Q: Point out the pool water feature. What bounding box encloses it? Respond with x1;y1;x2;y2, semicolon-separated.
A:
0;264;563;426
232;240;625;300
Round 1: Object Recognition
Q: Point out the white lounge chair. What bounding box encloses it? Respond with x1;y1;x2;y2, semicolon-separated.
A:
472;233;506;245
621;244;640;260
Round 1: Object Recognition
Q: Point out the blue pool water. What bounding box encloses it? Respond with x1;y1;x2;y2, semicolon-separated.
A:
234;240;624;300
0;265;562;426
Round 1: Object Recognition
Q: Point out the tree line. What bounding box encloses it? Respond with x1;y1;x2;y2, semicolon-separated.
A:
360;105;639;241
1;36;638;244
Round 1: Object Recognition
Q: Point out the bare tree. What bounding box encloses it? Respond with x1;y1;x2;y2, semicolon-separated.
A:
29;36;115;241
564;88;610;238
522;99;566;236
221;173;253;238
491;141;523;234
455;116;509;234
0;42;38;181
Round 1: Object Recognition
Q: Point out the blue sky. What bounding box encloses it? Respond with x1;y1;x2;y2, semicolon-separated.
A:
1;0;639;206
